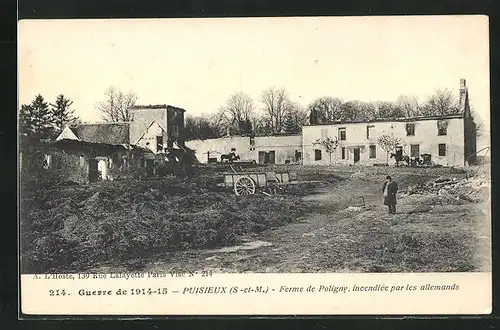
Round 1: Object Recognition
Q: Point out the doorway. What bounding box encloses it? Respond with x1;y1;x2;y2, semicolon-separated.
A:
353;148;360;164
145;159;155;177
88;159;98;182
268;151;276;164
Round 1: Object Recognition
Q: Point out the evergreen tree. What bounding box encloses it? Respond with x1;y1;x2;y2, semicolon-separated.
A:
19;94;53;140
283;110;300;133
50;94;78;134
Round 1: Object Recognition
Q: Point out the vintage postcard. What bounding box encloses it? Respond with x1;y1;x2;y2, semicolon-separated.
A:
18;15;491;316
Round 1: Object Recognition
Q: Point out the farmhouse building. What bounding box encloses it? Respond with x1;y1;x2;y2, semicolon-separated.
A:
38;104;188;182
302;79;477;167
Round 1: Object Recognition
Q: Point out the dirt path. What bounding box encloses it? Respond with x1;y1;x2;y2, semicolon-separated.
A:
119;177;490;274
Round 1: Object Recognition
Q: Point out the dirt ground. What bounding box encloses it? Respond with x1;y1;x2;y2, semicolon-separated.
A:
92;165;491;274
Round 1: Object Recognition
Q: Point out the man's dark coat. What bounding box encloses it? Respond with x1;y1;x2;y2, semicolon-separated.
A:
382;181;398;206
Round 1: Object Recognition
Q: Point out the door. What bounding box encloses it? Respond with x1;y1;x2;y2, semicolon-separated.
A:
295;150;302;163
88;159;98;182
395;146;403;160
353;148;360;163
410;144;420;158
268;151;276;164
258;151;266;164
145;159;154;177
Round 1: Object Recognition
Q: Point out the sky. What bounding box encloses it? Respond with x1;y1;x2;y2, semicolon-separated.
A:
18;16;490;142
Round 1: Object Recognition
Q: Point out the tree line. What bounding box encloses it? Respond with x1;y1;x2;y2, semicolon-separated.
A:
19;94;79;141
18;86;137;142
19;84;476;143
184;87;465;140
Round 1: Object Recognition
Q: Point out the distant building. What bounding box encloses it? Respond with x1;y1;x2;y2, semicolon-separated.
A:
186;133;303;165
302;79;477;167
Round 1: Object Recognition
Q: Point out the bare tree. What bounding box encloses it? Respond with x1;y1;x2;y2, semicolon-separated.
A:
220;92;255;124
396;95;422;117
376;101;405;119
340;101;369;121
209;108;232;137
95;87;138;122
422;89;460;116
307;97;343;123
261;86;293;134
378;133;402;164
313;136;339;165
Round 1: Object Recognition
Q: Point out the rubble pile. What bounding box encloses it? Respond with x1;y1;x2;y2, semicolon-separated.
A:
402;174;489;204
20;175;313;273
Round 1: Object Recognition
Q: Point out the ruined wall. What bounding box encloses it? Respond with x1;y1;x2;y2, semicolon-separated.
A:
167;107;185;146
254;135;303;164
302;117;465;167
129;107;168;145
185;134;302;164
134;121;167;154
20;146;89;186
186;136;252;163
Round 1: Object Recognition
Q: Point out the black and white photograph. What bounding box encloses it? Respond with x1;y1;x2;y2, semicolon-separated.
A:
18;15;491;315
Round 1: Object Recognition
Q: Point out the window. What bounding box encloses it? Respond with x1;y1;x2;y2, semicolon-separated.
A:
406;123;415;136
410;144;420;158
79;155;85;167
341;147;346;160
369;145;376;158
339;128;346;141
366;125;374;139
439;143;446;156
321;128;327;140
314;149;322;161
437;120;448;136
250;137;255;146
156;136;163;152
173;125;179;136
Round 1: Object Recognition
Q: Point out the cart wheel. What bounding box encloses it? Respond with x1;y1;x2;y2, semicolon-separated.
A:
234;176;256;196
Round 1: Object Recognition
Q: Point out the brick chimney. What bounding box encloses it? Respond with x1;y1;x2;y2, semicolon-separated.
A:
459;78;468;110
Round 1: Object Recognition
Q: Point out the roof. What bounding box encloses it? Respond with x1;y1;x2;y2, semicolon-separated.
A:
52;138;128;151
305;114;464;127
70;123;130;145
129;104;186;112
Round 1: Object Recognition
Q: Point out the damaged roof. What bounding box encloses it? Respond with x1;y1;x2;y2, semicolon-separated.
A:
129;104;186;112
70;123;130;145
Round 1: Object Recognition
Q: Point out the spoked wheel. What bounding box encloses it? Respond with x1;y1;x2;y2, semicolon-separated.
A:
234;176;256;196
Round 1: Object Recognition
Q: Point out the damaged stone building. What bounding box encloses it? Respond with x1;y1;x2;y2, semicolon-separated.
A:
185;134;303;165
186;79;478;167
301;79;477;167
27;104;189;182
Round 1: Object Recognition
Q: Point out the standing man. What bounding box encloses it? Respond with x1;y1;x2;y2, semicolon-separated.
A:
382;175;398;214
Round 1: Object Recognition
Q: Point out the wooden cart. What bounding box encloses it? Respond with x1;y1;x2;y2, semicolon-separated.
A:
221;167;293;196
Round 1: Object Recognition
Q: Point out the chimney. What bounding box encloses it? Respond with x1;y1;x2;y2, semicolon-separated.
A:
459;78;468;110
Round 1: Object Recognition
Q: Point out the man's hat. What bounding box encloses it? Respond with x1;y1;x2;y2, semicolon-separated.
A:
386;175;392;179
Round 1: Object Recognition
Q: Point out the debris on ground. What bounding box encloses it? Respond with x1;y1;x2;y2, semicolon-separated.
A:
302;232;316;238
20;175;311;273
402;172;489;205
